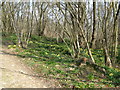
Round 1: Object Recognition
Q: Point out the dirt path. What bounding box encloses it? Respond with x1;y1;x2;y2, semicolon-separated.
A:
0;46;59;88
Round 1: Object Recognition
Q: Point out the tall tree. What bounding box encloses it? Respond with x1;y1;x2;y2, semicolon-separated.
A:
90;2;96;48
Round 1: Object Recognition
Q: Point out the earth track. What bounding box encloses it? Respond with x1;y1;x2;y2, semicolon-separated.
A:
0;46;59;88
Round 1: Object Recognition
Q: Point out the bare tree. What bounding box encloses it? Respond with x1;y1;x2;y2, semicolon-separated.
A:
90;2;96;49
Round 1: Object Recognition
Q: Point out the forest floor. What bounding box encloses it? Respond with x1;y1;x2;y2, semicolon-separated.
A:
0;45;60;88
1;34;120;88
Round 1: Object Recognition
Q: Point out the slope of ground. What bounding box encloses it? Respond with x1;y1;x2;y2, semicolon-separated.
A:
1;34;120;88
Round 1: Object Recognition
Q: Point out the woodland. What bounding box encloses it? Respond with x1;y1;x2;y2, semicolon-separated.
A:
0;1;120;88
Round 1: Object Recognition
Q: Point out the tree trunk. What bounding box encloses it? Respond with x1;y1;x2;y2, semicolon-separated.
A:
90;2;96;49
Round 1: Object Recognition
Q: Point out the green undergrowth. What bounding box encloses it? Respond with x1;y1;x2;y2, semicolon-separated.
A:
3;34;120;88
2;33;17;45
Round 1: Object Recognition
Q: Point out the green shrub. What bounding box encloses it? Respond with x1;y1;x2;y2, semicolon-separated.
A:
105;67;120;87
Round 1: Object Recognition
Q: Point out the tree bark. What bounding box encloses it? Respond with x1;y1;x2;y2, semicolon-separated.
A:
90;2;96;49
